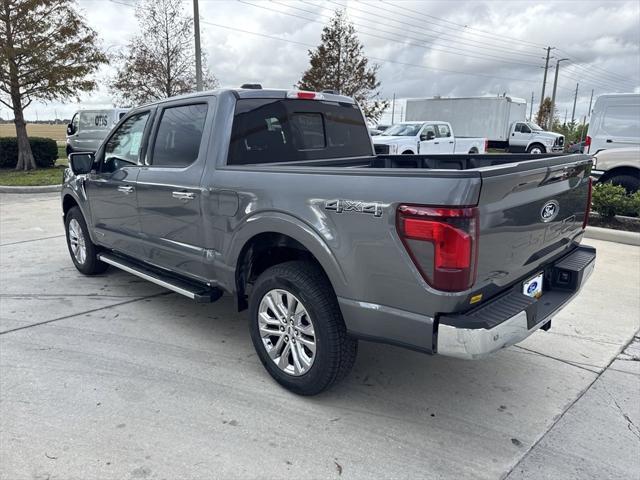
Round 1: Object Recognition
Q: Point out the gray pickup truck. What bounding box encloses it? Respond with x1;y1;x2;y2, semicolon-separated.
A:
62;87;596;395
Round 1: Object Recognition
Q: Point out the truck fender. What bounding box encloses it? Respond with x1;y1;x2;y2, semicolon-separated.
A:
225;211;349;296
61;183;99;245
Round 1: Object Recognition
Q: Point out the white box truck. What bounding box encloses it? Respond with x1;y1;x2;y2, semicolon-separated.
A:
405;96;564;153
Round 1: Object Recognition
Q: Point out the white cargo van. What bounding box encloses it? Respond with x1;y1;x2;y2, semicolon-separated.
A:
585;94;640;155
66;108;129;155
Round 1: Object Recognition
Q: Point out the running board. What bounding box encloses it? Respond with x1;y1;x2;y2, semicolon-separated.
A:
98;253;223;303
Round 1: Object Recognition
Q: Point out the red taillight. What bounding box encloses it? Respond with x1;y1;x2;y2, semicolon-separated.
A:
583;177;593;229
584;135;591;153
397;205;479;292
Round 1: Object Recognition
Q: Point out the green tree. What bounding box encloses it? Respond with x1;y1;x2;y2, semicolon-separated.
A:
109;0;217;106
298;10;388;120
0;0;107;170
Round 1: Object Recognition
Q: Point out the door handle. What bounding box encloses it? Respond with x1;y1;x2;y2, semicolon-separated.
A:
434;142;439;144
117;185;134;194
172;191;195;201
606;139;613;143
449;141;454;144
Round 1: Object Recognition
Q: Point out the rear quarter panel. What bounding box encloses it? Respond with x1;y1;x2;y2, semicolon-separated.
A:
202;164;482;317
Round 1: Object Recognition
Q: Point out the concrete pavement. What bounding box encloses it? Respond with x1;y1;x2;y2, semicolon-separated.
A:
1;192;638;480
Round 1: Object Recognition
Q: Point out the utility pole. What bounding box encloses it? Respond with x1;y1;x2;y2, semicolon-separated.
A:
391;93;396;124
193;0;203;91
564;109;567;125
587;89;594;118
537;46;554;122
529;92;534;121
550;57;570;129
571;83;579;124
579;115;587;143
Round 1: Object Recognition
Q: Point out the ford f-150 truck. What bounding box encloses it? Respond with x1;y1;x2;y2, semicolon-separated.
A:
62;87;596;395
373;121;487;155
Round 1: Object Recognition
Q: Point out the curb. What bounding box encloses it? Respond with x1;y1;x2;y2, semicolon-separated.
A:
584;226;640;246
0;184;61;193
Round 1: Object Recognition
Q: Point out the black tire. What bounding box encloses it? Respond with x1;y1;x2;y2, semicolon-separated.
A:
469;148;478;154
606;173;640;193
64;206;109;275
527;143;546;154
249;261;358;395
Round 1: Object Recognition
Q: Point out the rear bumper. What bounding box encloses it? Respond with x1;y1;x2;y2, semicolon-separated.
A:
436;245;596;359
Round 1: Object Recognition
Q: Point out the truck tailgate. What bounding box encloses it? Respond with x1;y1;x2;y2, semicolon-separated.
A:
473;157;592;295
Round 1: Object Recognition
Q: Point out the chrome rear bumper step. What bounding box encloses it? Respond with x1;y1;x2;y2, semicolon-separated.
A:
98;253;223;303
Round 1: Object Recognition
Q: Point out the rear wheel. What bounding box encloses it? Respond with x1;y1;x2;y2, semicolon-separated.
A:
606;173;640;193
527;143;546;154
402;150;414;154
249;261;357;395
65;207;108;275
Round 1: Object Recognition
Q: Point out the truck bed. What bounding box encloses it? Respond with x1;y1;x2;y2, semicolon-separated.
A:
256;153;587;172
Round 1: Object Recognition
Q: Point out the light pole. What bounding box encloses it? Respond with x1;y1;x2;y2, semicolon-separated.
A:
193;0;203;91
549;58;569;129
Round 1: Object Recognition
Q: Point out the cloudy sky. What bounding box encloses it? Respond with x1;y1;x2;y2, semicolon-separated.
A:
13;0;640;122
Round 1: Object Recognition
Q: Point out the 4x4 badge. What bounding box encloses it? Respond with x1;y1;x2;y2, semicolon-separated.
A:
325;199;383;217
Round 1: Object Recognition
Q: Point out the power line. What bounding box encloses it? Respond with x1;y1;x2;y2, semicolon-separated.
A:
556;47;639;84
365;0;636;89
302;0;545;61
198;19;548;86
104;0;584;96
239;0;545;69
373;0;547;49
560;65;631;92
562;60;636;87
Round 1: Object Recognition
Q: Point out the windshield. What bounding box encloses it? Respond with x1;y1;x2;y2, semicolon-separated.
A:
526;122;544;131
381;123;422;136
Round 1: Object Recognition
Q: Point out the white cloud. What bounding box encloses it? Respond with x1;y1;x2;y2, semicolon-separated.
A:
15;0;640;123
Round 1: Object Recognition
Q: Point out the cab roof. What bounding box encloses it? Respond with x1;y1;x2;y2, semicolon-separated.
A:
137;87;356;109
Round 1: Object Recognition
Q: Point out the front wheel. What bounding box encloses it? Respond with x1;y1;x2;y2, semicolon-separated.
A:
248;261;358;395
65;207;109;275
527;144;546;154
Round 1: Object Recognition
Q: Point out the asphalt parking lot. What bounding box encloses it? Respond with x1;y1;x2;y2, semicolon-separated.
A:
1;192;639;480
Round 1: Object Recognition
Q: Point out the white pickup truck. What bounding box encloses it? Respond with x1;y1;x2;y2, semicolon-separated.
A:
373;121;487;155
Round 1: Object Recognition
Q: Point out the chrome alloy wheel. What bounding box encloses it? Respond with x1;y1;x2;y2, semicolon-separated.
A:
68;218;87;265
258;289;316;376
530;146;543;154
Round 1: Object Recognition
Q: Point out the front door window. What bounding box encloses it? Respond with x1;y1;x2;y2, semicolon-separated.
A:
103;112;150;173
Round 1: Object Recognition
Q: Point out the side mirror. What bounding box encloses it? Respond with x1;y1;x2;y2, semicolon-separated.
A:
67;123;75;136
69;152;94;175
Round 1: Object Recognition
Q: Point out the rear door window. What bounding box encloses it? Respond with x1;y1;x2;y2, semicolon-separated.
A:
227;98;371;165
436;124;451;137
151;104;208;167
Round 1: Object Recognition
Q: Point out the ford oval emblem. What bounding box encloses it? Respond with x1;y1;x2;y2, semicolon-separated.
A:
540;200;560;222
527;281;538;294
